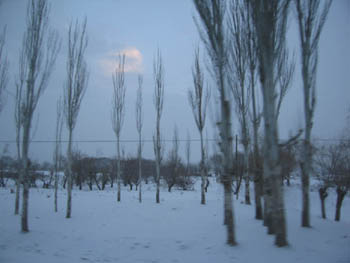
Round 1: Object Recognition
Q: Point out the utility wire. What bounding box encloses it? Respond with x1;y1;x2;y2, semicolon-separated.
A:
0;138;348;144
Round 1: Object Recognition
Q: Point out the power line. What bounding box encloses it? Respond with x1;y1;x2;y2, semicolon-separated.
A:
0;138;348;144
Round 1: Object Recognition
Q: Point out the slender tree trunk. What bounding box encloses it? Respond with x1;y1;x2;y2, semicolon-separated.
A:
14;177;20;215
251;68;263;219
319;187;327;219
156;158;160;203
15;112;21;215
335;187;346;221
243;143;250;205
263;173;274;234
54;171;58;212
155;112;161;204
138;136;142;203
117;136;121;202
21;180;29;232
21;123;30;232
200;131;206;205
205;178;209;192
223;176;235;245
110;176;114;188
301;131;311;227
272;170;287;247
221;100;236;246
66;130;73;219
253;169;263;220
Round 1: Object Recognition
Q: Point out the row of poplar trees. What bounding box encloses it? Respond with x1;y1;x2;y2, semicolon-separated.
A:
0;0;90;230
192;0;332;247
0;0;333;248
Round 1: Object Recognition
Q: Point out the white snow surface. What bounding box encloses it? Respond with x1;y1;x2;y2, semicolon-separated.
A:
0;178;349;263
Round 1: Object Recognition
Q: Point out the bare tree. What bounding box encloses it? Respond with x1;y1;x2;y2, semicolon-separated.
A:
111;54;126;202
153;49;164;204
0;26;9;190
316;141;350;221
315;143;335;219
242;0;264;220
227;0;251;205
17;0;60;231
164;125;181;192
276;48;295;121
185;131;191;175
14;55;25;215
188;48;210;205
64;18;88;218
136;74;143;203
0;26;8;114
294;0;332;228
54;97;63;212
193;0;236;245
248;0;291;247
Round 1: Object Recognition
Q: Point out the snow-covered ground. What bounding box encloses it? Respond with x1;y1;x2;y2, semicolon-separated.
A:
0;178;349;263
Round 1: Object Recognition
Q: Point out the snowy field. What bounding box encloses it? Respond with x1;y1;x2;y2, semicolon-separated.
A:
0;178;349;263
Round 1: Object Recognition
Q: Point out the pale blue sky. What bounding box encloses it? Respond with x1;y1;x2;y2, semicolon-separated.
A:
0;0;349;163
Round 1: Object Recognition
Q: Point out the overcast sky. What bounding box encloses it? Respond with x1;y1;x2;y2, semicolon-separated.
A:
0;0;349;164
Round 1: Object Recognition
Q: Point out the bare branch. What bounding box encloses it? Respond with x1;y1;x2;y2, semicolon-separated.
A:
295;0;332;122
111;54;126;138
188;48;210;133
64;17;88;132
0;26;8;113
136;74;143;134
153;49;164;121
275;47;296;120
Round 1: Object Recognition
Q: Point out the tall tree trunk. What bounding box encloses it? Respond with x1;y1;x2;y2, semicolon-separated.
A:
200;131;206;205
117;136;121;202
138;138;142;203
223;176;235;245
14;177;20;215
272;169;287;246
155;113;161;204
263;173;274;234
21;180;29;232
156;158;160;203
335;187;346;221
261;64;288;246
301;132;311;227
241;96;251;205
251;66;263;220
243;143;250;205
66;130;73;219
21;123;30;232
138;165;142;203
110;176;114;188
221;100;236;245
54;171;58;212
318;187;327;219
253;169;263;220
